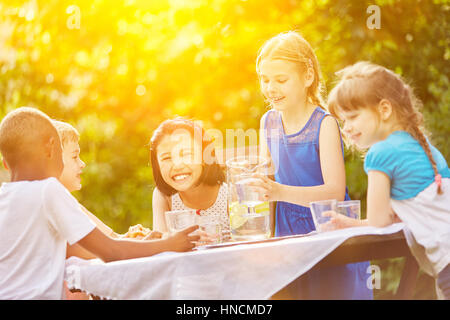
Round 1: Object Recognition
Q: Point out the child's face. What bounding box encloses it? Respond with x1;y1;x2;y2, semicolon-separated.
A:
59;139;85;192
259;59;311;111
339;108;382;149
156;131;203;192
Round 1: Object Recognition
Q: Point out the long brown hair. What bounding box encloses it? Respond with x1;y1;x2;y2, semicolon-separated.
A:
328;61;443;194
256;31;325;108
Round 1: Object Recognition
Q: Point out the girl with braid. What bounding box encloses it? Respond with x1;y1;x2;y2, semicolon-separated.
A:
325;61;450;299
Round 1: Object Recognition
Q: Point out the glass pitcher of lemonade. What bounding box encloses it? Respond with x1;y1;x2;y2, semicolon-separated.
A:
226;156;271;241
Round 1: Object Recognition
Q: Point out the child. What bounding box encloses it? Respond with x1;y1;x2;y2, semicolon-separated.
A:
53;120;118;248
52;120;162;261
0;107;199;299
324;61;450;299
150;118;230;241
253;31;372;299
53;120;163;300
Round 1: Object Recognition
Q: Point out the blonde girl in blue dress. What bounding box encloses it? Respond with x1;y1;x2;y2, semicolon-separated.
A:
254;31;372;299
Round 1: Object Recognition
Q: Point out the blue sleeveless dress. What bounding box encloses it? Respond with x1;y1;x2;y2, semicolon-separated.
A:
264;107;373;300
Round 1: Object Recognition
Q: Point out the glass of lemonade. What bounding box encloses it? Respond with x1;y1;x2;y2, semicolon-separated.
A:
226;156;271;241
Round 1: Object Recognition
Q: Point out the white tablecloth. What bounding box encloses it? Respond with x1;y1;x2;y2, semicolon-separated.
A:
65;223;405;300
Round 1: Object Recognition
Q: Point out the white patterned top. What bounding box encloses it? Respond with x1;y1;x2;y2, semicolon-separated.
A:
171;183;230;239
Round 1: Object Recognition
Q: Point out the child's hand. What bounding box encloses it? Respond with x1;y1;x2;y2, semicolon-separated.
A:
166;225;200;252
194;229;220;246
246;174;281;201
321;210;362;231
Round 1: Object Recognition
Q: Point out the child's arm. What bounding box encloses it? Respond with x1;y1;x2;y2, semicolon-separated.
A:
322;170;397;230
259;114;276;236
82;207;162;240
66;205;119;260
152;187;171;233
80;205;119;238
366;170;396;227
254;116;347;206
258;113;271;163
66;242;97;260
77;225;199;262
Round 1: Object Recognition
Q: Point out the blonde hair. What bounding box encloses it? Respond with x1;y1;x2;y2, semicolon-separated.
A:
0;107;58;167
52;120;79;147
256;31;324;108
328;61;443;194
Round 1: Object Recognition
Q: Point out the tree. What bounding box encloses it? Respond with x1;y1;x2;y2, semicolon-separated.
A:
0;0;448;299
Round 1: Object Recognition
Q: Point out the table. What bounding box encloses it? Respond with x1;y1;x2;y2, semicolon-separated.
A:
271;230;419;299
65;223;417;300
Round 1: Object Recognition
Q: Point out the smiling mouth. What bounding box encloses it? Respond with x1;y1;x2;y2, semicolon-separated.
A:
350;133;361;141
270;96;285;103
172;173;192;182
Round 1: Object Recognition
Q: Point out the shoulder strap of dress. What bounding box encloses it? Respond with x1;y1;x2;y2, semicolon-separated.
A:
315;107;346;158
263;109;279;131
171;192;185;210
311;107;326;140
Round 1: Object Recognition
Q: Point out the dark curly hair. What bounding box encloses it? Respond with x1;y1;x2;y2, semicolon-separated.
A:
149;118;225;196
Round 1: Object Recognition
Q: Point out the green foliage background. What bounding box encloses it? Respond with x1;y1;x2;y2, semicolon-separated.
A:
0;0;448;299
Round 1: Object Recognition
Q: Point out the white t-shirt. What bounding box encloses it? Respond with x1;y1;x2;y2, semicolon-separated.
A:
391;178;450;278
0;177;95;299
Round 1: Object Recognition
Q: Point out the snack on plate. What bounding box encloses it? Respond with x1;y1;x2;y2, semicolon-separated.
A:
125;224;151;239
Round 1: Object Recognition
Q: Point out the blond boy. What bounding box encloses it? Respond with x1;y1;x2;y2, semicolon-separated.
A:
0;107;198;299
52;120;116;240
52;120;161;260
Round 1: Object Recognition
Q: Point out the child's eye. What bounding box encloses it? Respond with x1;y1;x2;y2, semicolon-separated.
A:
277;79;287;84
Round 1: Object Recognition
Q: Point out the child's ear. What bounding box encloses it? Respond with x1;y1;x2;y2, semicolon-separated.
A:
43;137;54;158
304;67;314;88
44;136;61;159
377;99;393;121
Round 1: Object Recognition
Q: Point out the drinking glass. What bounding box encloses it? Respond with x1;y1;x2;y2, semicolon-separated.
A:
337;200;361;220
165;209;197;234
196;215;222;245
310;199;338;232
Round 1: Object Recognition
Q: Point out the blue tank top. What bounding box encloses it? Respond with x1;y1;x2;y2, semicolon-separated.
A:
264;107;373;299
264;107;350;236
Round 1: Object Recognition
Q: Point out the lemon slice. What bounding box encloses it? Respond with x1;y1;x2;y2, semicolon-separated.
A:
229;202;248;229
254;201;270;215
